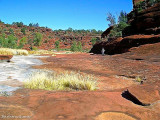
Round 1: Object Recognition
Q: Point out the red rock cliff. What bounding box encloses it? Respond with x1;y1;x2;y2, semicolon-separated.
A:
123;2;160;36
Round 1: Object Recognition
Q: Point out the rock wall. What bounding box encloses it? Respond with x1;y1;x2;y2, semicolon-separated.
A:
133;0;145;8
90;35;160;55
90;1;160;55
123;2;160;36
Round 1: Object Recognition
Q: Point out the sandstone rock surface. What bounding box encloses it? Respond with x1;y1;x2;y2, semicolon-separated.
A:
0;55;13;62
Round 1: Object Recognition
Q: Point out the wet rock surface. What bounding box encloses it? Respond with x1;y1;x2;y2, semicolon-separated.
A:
0;55;48;96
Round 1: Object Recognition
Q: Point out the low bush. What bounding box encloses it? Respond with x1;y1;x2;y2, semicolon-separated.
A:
55;41;60;50
33;33;43;46
21;28;26;35
70;41;83;52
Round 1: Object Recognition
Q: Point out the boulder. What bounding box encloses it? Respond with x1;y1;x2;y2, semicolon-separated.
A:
101;26;114;38
0;55;13;62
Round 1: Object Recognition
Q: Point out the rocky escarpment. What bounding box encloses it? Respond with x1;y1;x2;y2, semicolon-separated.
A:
123;2;160;36
90;1;160;55
90;35;160;54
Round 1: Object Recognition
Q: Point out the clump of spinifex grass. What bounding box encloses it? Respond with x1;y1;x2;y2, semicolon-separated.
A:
24;71;98;91
28;50;54;55
0;48;28;55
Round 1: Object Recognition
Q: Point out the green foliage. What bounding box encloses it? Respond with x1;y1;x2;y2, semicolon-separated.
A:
118;11;128;23
66;27;73;32
33;23;39;27
107;11;129;38
135;1;145;12
55;41;60;50
54;28;103;35
29;23;33;27
0;91;10;97
0;33;6;47
77;41;82;51
12;22;23;27
70;41;83;52
91;37;100;45
44;39;48;43
29;23;39;27
33;33;42;46
21;28;26;35
9;28;14;35
3;28;7;32
148;0;156;6
48;36;53;39
71;41;78;52
6;34;18;48
0;33;18;48
6;24;11;27
18;37;27;48
135;0;160;12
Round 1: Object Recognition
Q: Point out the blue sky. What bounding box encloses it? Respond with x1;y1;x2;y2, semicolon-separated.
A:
0;0;133;31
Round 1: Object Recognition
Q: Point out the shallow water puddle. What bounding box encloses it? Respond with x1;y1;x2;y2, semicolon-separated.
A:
0;85;20;96
0;55;47;94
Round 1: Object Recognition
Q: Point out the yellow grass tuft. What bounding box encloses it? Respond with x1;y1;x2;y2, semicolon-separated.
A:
24;71;98;91
0;48;28;55
28;50;54;55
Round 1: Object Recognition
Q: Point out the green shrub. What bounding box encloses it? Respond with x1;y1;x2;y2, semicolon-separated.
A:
29;23;33;27
0;34;18;48
107;11;129;38
91;38;100;45
6;24;11;27
48;36;53;39
18;37;27;48
9;28;14;35
12;22;23;27
6;34;18;48
21;28;26;35
77;41;82;51
3;28;7;31
55;41;60;50
29;23;39;27
135;1;145;12
33;32;42;46
71;41;78;52
0;33;6;47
